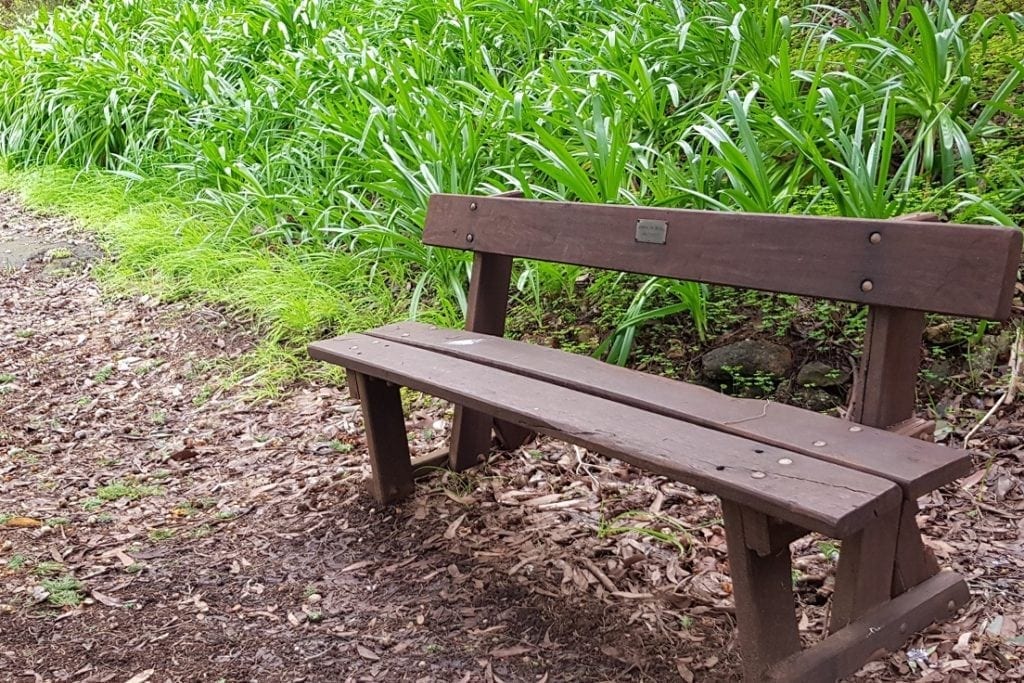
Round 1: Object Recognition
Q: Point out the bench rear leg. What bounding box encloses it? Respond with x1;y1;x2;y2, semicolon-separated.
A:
721;501;802;681
353;371;414;503
892;499;941;595
449;406;495;470
829;506;899;632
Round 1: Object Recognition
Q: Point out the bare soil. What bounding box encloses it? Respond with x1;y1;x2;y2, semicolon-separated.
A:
1;192;1022;682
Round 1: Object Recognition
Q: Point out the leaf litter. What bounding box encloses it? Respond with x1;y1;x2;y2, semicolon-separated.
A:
0;191;1023;681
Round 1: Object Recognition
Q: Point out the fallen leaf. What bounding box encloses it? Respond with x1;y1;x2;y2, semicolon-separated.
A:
356;644;380;661
124;670;155;683
489;645;532;658
91;590;124;607
5;517;42;528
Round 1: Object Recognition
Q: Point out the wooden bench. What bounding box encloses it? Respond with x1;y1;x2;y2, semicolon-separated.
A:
309;193;1021;682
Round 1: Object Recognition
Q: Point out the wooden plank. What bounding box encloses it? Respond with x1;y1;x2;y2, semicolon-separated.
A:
829;506;900;633
310;334;901;536
352;372;414;504
450;251;534;471
766;571;969;683
722;501;802;680
848;307;926;428
739;508;806;557
891;500;940;595
423;194;1022;320
366;323;970;498
888;417;935;442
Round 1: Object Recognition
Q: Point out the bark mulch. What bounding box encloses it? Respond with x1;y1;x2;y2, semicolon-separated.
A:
1;192;1022;682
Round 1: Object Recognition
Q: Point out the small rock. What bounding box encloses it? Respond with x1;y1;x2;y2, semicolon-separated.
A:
796;361;848;388
701;339;793;381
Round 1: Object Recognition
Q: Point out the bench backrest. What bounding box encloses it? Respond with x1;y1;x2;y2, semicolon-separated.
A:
422;192;1022;429
423;194;1021;320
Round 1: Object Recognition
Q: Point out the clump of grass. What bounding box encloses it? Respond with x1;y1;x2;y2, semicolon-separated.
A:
33;561;63;576
41;575;84;607
96;480;162;502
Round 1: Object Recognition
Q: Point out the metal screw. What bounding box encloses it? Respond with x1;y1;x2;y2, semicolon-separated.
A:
899;622;907;634
470;202;478;211
869;232;882;244
466;233;475;243
813;440;827;447
861;279;874;293
777;458;792;466
947;600;957;612
849;425;862;432
751;471;766;479
349;345;358;350
400;333;410;337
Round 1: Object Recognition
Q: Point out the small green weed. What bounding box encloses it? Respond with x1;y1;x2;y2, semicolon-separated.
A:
96;481;162;502
6;554;27;570
33;561;64;576
148;528;175;541
92;365;114;383
817;540;841;563
41;576;84;607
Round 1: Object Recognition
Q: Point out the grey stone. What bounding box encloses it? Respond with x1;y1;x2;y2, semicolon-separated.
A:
701;339;793;381
796;361;849;388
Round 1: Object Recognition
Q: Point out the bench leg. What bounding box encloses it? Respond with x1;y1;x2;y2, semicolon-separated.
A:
892;499;940;595
829;506;899;633
353;371;414;503
721;501;802;681
449;405;494;471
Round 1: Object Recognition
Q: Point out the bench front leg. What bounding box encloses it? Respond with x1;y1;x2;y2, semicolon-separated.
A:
721;500;802;681
353;371;414;503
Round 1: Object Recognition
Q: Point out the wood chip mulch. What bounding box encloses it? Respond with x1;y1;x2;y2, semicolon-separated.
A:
0;193;1022;682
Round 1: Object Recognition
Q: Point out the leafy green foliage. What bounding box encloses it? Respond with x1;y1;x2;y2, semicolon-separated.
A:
0;0;1020;363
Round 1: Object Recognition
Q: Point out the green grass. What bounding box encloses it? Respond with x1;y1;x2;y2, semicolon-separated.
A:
40;575;84;607
0;0;1020;367
95;480;163;502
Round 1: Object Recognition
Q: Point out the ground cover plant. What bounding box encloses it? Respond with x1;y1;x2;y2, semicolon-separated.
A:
0;0;1021;363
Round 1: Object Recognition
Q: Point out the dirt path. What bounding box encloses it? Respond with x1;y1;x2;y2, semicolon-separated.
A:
1;193;1022;682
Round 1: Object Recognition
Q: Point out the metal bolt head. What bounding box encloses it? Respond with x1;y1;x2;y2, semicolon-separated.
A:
777;458;793;466
899;622;907;634
466;233;475;243
861;279;874;293
813;440;827;447
947;600;957;612
869;232;882;244
849;425;862;432
470;202;478;211
751;471;766;479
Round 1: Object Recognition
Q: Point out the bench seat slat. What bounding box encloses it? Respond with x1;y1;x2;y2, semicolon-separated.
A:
366;322;970;498
310;334;901;538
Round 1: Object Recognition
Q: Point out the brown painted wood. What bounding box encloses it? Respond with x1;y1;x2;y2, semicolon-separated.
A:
891;500;941;595
366;323;970;498
352;372;414;503
450;251;534;469
888;417;936;442
829;506;900;633
423;194;1022;320
848;307;926;428
739;508;806;557
766;571;969;683
411;448;450;478
310;334;901;536
722;501;802;680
